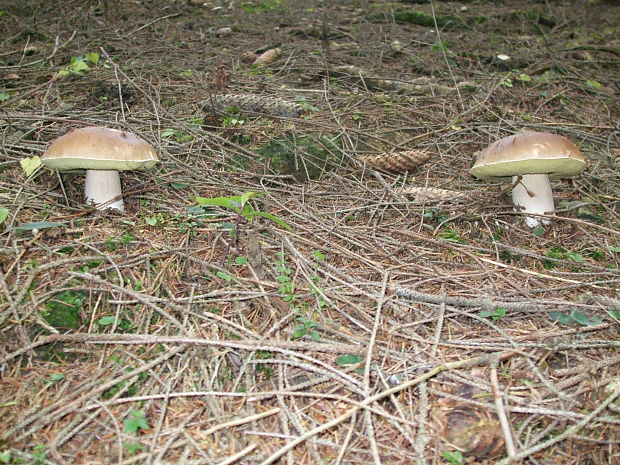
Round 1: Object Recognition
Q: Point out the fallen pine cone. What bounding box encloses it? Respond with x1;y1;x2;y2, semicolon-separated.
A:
359;149;431;172
432;404;504;458
397;186;466;202
204;94;304;118
254;47;281;66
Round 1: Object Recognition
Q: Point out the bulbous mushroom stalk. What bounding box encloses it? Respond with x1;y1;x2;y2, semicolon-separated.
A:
470;132;586;228
511;174;554;228
84;169;124;212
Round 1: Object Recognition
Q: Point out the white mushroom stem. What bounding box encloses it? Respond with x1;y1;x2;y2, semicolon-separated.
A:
511;174;554;228
84;170;124;212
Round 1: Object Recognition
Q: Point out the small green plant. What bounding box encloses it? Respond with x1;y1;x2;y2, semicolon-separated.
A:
161;128;193;143
222;107;245;128
98;313;135;332
437;228;464;243
196;192;290;236
501;76;514;88
124;409;149;435
423;208;450;224
480;308;507;320
292;316;321;341
196;192;289;266
46;373;66;384
432;40;449;51
295;95;319;113
443;450;464;465
0;92;11;102
58;52;100;77
543;247;587;269
125;442;148;455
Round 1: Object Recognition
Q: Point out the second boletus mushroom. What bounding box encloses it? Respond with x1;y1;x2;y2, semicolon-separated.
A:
470;131;586;228
41;126;159;212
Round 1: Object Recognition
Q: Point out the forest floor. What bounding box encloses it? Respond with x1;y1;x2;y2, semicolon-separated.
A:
1;1;619;464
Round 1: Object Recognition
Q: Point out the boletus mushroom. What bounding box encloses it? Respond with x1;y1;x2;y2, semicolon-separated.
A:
41;127;159;212
470;131;586;228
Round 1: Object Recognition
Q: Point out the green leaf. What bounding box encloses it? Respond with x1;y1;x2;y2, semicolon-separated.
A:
84;52;100;64
569;310;602;326
548;311;575;325
239;191;261;205
14;221;66;232
235;256;248;265
532;226;545;237
549;310;602;326
49;373;65;383
58;69;70;77
170;182;190;189
443;450;464;465
67;57;90;74
0;207;8;225
336;354;363;366
244;210;292;229
0;92;11;102
125;441;147;455
312;250;326;261
161;128;176;138
480;308;507;320
606;246;620;253
98;316;116;326
0;451;11;463
517;73;532;82
124;410;149;435
145;217;158;226
195;195;242;211
607;310;620;320
216;271;232;281
585;79;602;90
566;252;585;263
20;156;42;176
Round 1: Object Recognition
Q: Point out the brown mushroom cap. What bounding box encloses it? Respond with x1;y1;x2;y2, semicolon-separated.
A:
470;131;586;180
41;127;159;171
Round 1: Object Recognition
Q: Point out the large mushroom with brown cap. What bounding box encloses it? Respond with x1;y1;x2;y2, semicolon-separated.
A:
470;131;586;228
41;127;159;212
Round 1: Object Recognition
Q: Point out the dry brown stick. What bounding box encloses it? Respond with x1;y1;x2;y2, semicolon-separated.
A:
217;444;258;465
363;272;389;465
489;358;517;458
0;332;365;366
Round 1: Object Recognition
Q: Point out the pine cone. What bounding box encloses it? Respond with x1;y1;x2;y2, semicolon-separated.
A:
359;149;431;172
432;404;504;458
205;94;304;118
397;186;465;202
